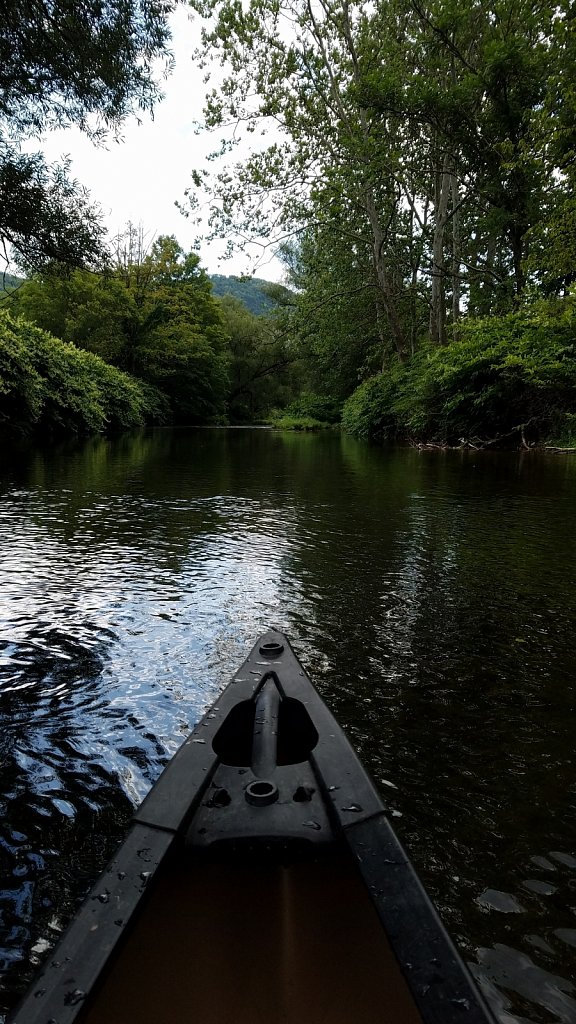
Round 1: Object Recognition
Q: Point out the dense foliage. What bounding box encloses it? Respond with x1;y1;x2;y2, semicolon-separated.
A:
342;301;576;446
0;308;168;435
216;294;294;421
189;0;574;350
2;0;575;444
180;0;576;446
5;233;297;428
10;234;232;423
1;0;175;272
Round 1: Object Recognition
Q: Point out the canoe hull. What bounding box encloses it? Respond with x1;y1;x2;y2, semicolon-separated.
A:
9;632;494;1024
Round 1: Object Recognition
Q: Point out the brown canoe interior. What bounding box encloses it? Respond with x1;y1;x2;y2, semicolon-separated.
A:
80;846;423;1024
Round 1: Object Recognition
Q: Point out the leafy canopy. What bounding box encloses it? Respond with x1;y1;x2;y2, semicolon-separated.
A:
342;299;576;446
0;0;176;271
10;232;232;423
0;307;168;435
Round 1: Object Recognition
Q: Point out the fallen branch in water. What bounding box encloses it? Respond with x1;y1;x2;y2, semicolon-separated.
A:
408;439;450;450
407;420;537;451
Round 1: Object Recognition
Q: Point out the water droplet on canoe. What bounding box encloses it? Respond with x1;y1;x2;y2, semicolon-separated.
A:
115;919;124;927
451;998;470;1009
117;871;126;880
192;739;206;744
140;871;151;885
303;820;321;830
341;804;363;813
34;989;46;998
328;785;339;792
97;892;110;903
64;989;86;1006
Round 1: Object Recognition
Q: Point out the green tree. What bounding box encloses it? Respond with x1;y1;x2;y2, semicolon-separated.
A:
9;268;133;364
217;294;296;421
189;0;566;362
133;236;230;421
277;232;386;401
348;0;554;331
188;0;414;360
0;0;176;271
0;307;168;435
525;5;576;294
10;232;231;423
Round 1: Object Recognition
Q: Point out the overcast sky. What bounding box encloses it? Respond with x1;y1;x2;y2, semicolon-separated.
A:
34;6;285;282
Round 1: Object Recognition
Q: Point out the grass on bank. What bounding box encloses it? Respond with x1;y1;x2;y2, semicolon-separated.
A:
267;392;340;431
270;414;331;430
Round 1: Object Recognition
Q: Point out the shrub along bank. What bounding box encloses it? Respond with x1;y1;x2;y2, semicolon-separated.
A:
0;309;169;435
342;301;576;447
268;392;342;431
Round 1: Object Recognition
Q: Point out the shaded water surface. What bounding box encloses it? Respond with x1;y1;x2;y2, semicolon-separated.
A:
0;428;575;1022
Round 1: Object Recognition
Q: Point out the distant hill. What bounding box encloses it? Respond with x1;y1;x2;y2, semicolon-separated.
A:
0;273;25;295
0;271;293;313
209;274;280;315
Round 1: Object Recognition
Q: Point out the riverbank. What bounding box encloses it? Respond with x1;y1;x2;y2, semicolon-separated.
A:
4;296;576;452
341;299;576;451
0;308;168;436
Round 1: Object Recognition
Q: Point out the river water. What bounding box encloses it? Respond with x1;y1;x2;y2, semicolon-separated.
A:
0;427;575;1022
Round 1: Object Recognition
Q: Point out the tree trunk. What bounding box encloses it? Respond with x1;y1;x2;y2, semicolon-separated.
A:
364;189;406;361
451;165;461;341
430;150;451;346
477;231;498;315
510;223;526;297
